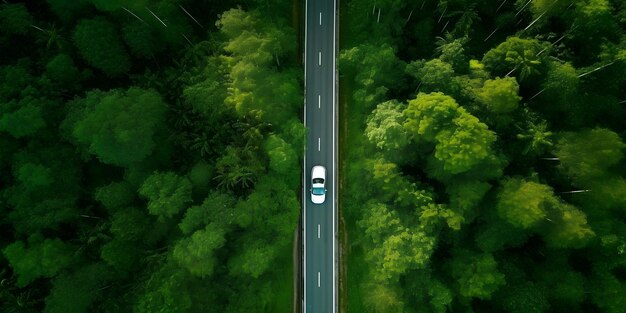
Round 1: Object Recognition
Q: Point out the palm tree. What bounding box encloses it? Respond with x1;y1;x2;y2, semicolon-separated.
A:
31;23;67;51
516;119;553;155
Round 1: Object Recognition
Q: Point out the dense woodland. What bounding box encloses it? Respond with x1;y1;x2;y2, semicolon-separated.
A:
340;0;625;312
0;0;302;312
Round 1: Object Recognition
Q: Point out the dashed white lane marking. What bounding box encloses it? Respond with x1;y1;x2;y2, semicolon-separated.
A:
318;51;321;66
318;138;321;151
318;94;321;108
320;12;322;25
318;272;321;287
318;224;321;238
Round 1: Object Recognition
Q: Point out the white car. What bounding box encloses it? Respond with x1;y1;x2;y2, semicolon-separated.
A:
310;165;327;204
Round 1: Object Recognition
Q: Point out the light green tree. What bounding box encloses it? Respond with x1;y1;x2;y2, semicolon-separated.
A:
496;178;554;229
406;59;460;96
365;100;409;151
433;112;497;174
263;134;298;179
542;202;595;248
403;92;460;142
482;37;547;81
362;282;405;313
476;77;521;114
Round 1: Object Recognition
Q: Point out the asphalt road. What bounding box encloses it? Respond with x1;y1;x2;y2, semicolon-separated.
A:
302;0;337;312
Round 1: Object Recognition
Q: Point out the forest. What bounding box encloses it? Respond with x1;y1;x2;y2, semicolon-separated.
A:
339;0;625;312
0;0;302;312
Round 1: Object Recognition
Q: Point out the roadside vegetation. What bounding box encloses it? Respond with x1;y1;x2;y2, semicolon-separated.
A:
339;0;626;312
0;1;301;312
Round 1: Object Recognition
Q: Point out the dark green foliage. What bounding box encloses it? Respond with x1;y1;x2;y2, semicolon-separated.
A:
44;54;82;90
3;236;74;287
6;147;81;234
133;261;193;313
73;17;131;76
497;282;549;313
555;128;624;185
0;98;46;138
46;0;90;22
95;181;135;212
0;2;300;312
122;20;163;59
65;87;168;167
448;251;505;299
44;263;108;313
0;3;34;35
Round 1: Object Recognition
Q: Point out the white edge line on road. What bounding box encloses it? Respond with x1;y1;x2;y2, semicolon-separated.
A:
318;224;321;238
318;138;321;151
333;0;337;311
319;51;321;66
303;0;308;311
318;271;321;288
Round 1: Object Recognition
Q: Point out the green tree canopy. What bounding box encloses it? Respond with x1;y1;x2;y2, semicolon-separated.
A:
138;172;193;219
44;264;108;313
179;191;236;235
122;20;163;59
44;54;82;91
365;100;409;151
496;178;554;229
359;202;435;282
406;59;460;97
339;43;405;109
263;134;298;179
0;97;46;138
403;92;460;142
95;181;135;212
133;262;193;313
173;224;226;278
432;112;497;174
66;87;168;167
449;251;505;299
496;282;549;313
476;76;521;114
482;37;548;81
3;236;74;287
0;3;33;35
73;17;131;76
554;128;624;185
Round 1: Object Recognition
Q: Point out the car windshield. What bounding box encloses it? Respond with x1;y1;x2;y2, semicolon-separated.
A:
312;187;325;195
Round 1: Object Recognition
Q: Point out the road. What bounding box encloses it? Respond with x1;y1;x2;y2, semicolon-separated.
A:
302;0;337;312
